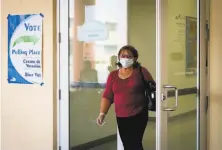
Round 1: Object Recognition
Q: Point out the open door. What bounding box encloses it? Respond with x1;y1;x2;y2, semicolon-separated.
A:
155;0;208;150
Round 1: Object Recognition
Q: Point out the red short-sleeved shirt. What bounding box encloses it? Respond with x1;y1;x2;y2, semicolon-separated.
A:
103;67;154;117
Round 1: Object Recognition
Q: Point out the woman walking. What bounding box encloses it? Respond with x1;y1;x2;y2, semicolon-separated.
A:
97;45;154;150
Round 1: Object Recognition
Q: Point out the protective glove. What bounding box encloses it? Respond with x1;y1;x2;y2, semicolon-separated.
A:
96;113;106;126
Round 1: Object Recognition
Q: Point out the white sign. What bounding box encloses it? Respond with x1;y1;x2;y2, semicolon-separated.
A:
77;20;108;42
7;14;44;85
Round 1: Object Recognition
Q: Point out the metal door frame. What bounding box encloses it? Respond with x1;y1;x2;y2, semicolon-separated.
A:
58;0;69;149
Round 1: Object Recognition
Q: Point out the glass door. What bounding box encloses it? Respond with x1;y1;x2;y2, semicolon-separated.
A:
59;0;158;150
68;0;128;149
156;0;207;150
59;0;157;150
59;0;207;150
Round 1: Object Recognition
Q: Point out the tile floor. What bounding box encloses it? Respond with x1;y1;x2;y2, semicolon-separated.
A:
89;113;196;150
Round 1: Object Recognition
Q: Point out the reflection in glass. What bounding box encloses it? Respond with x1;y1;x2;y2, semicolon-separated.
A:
108;55;118;73
69;0;127;149
80;60;98;83
164;0;198;150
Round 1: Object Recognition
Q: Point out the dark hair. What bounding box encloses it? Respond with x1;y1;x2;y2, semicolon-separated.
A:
116;45;140;68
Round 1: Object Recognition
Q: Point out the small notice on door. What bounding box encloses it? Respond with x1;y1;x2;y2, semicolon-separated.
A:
77;20;108;42
77;6;108;42
7;14;44;85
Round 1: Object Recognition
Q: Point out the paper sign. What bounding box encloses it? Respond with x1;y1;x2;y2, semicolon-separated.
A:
7;14;44;85
77;20;108;42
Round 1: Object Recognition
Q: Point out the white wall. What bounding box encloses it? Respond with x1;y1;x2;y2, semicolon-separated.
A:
1;0;57;150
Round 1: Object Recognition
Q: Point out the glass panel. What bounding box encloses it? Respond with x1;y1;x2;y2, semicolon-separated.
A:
69;0;157;149
128;0;156;149
161;0;198;149
69;0;127;149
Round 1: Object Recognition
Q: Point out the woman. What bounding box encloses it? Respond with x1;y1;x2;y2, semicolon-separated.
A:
97;45;154;150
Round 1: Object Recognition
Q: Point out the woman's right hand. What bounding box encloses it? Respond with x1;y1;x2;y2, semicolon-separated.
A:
96;113;106;126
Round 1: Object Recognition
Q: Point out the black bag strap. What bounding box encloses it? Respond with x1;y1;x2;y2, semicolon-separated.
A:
139;66;146;84
139;67;155;92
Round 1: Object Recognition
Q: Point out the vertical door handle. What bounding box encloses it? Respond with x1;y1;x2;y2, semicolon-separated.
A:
162;85;178;111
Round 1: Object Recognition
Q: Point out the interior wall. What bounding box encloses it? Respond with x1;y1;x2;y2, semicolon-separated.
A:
1;0;57;150
209;0;222;149
128;0;156;78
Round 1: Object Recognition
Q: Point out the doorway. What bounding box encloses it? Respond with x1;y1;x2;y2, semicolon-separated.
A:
58;0;207;150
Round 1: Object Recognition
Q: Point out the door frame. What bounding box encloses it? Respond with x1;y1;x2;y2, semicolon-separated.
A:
0;0;2;142
58;0;69;149
156;0;168;149
199;0;209;150
198;0;208;150
57;0;62;149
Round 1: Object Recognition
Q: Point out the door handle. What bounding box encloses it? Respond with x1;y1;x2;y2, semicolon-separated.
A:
162;85;178;111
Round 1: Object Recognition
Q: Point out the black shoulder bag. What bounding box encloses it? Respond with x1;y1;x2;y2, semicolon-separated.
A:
139;67;156;111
